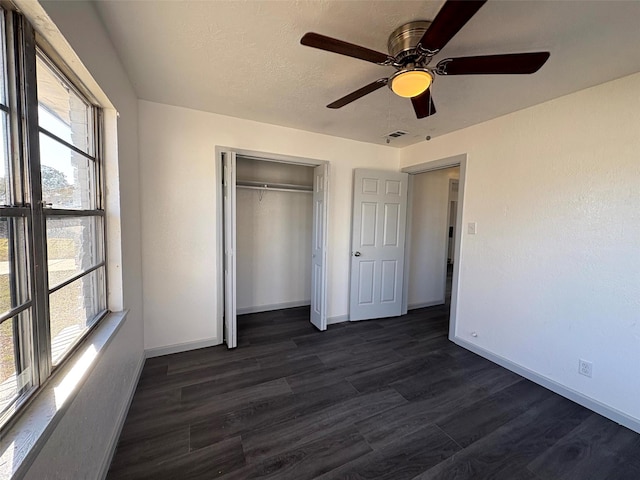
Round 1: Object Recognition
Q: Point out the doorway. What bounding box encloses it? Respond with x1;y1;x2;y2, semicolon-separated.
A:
217;149;329;348
401;154;466;340
447;179;459;268
405;166;459;309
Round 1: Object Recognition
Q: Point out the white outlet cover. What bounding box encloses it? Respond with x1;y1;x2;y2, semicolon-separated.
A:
468;222;477;235
579;359;593;378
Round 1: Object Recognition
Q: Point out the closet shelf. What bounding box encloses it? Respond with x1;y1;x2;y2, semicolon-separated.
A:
236;180;313;193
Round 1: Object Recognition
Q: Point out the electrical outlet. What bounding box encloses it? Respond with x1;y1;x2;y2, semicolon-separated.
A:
579;359;593;378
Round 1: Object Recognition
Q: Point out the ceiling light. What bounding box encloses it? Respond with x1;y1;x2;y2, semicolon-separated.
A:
390;69;433;98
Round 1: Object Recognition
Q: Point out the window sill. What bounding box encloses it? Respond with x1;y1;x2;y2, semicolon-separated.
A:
0;311;128;480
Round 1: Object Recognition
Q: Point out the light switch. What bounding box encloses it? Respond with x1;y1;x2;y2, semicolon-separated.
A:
468;222;477;235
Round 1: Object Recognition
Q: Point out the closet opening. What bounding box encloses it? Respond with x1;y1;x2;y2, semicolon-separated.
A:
217;149;329;348
236;157;314;342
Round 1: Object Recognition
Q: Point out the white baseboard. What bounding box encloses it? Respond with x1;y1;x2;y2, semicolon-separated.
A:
145;336;222;358
237;300;311;315
453;336;640;435
327;314;349;325
408;299;445;310
99;352;145;479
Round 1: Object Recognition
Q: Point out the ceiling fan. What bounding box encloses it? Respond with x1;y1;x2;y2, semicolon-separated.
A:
300;0;550;118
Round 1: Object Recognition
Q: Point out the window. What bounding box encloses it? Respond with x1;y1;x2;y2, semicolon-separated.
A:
0;8;106;428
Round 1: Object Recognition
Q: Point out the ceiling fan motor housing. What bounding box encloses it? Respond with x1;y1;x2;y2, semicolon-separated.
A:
387;21;432;65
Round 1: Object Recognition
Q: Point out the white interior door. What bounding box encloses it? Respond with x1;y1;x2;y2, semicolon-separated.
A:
350;169;408;321
223;151;237;348
310;163;328;330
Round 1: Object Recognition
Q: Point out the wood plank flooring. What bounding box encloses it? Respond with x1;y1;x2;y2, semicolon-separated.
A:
108;304;640;479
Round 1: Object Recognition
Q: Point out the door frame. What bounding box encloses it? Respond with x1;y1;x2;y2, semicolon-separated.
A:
401;153;467;341
215;146;330;345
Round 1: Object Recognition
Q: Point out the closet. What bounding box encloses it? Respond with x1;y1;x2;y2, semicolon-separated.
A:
235;156;314;315
220;151;328;348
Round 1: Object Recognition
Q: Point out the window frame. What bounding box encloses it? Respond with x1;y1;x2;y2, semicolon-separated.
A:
0;7;108;430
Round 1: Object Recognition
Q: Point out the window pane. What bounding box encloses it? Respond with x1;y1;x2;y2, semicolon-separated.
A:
39;133;96;209
0;112;9;206
47;216;103;289
49;266;105;365
0;10;6;107
0;11;7;205
0;312;34;418
36;54;93;156
0;217;30;316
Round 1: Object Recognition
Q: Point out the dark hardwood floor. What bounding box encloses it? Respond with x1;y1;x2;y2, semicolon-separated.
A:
108;303;640;479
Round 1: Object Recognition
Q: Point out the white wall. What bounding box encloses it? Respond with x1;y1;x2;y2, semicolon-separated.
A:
408;167;459;308
23;1;144;477
139;100;399;351
400;72;640;428
236;188;312;313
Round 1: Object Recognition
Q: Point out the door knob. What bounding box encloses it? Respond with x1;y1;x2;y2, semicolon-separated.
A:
354;251;361;257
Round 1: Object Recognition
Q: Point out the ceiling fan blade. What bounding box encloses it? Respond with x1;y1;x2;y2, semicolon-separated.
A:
411;88;436;119
301;32;389;64
327;79;388;109
436;52;550;75
419;0;487;53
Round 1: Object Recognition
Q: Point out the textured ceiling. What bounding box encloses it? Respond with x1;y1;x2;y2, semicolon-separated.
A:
93;0;640;148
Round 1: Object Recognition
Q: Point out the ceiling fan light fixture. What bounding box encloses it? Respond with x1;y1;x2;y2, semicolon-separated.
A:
390;69;433;98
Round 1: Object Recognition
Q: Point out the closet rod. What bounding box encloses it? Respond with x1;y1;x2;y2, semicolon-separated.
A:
236;180;313;193
237;185;312;194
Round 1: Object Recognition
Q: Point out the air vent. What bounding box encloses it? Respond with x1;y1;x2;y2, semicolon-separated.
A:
386;130;408;138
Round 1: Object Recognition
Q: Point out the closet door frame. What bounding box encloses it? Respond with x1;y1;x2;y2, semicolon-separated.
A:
215;146;330;347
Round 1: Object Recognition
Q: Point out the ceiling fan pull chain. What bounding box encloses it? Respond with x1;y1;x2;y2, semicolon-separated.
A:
386;88;392;144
